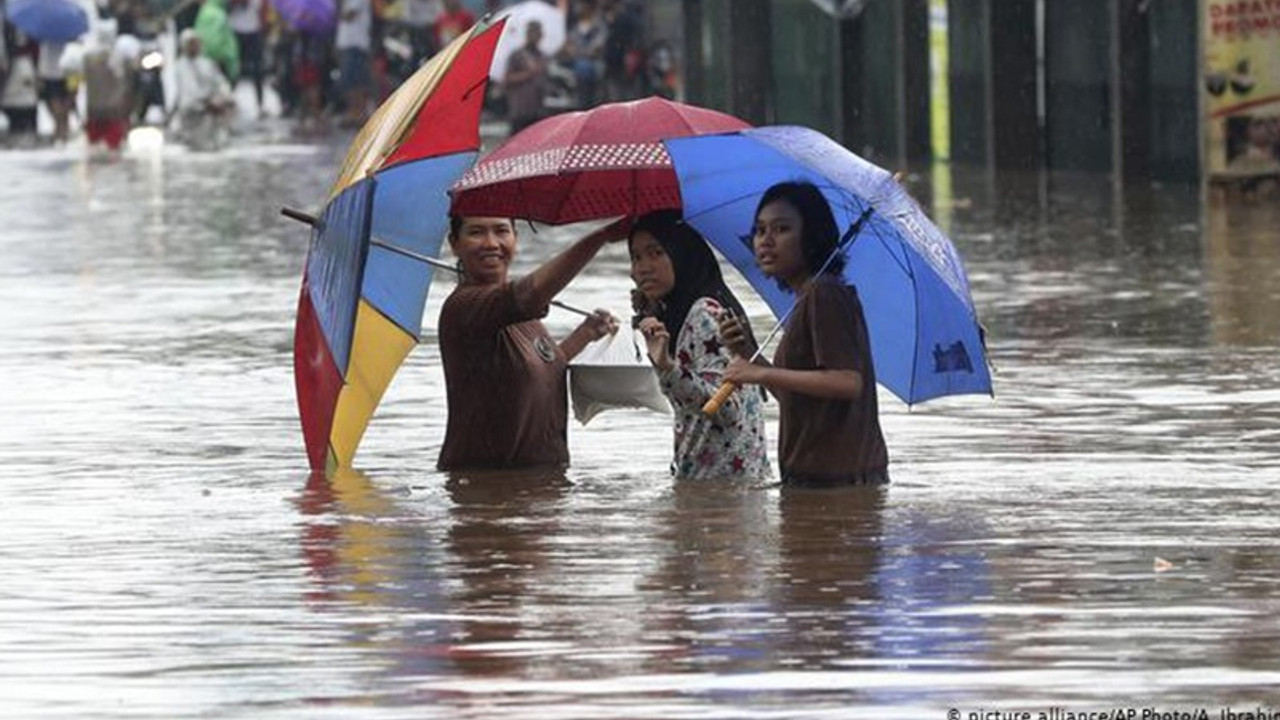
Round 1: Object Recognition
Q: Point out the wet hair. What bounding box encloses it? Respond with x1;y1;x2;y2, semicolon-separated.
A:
628;210;757;356
447;215;516;241
754;181;846;286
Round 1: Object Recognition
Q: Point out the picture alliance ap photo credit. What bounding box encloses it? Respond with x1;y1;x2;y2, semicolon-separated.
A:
955;706;1280;720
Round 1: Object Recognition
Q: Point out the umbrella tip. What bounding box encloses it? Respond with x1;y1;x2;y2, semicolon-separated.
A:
281;206;319;227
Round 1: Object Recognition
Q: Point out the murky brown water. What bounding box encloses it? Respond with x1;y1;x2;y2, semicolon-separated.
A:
1;131;1278;719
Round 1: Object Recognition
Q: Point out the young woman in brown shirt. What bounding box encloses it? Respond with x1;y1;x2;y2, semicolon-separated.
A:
719;182;889;486
436;216;628;472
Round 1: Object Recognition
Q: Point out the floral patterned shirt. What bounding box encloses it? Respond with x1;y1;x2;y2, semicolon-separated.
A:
658;297;772;480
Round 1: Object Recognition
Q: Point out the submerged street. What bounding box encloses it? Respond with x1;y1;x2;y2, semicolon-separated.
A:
1;133;1278;718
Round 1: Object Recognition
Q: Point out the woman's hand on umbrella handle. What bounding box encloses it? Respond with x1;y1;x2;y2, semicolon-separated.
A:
702;381;737;416
579;309;619;341
722;355;766;386
704;357;767;415
717;313;756;358
637;317;673;372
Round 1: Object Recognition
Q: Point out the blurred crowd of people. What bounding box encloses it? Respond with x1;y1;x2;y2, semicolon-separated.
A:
0;0;678;151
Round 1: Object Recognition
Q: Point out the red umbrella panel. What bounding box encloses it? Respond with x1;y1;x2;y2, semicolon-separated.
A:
294;20;504;474
449;96;750;225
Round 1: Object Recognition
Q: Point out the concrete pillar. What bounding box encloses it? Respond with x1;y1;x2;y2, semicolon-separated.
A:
680;0;770;124
681;0;730;113
1045;0;1115;174
903;0;933;165
1118;0;1153;181
730;0;772;124
1115;0;1200;184
1146;0;1200;183
946;0;991;166
989;0;1040;170
840;0;931;168
772;0;839;137
946;0;1039;170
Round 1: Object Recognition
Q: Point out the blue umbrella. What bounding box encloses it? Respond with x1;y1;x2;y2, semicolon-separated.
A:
663;125;992;405
7;0;90;42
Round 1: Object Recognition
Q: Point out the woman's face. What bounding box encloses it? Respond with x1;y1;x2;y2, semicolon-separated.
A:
753;199;807;284
451;217;517;285
629;230;676;302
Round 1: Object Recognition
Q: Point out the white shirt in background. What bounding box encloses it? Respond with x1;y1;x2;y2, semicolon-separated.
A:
38;43;68;81
336;0;373;51
174;53;232;112
229;0;265;35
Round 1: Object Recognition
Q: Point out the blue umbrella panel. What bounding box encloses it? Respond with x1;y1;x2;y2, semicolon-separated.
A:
664;125;992;405
7;0;90;42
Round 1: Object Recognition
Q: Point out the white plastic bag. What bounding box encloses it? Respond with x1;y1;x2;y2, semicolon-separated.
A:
569;329;671;424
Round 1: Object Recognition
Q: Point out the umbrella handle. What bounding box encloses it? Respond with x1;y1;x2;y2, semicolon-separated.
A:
281;206;319;226
702;381;737;416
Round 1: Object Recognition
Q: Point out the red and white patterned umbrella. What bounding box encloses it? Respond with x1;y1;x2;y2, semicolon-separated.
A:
450;97;750;225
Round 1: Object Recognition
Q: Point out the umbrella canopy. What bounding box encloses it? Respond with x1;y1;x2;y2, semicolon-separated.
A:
489;0;566;81
7;0;89;42
294;19;505;474
449;96;749;225
270;0;337;35
663;125;992;405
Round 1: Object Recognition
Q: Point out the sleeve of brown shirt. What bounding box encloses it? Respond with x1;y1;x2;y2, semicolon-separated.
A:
446;274;551;334
806;280;869;376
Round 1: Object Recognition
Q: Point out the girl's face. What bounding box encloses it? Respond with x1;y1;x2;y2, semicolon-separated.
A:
753;199;807;285
450;217;517;285
629;230;676;302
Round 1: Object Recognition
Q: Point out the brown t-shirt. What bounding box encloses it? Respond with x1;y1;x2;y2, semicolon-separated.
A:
773;276;889;485
437;275;569;471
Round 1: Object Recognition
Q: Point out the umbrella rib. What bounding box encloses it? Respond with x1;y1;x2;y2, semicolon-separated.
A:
900;223;922;407
369;237;593;318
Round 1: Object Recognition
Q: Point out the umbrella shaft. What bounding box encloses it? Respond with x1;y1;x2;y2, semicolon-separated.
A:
368;237;593;318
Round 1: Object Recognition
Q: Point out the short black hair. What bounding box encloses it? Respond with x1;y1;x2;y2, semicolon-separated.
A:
755;181;846;280
448;215;516;240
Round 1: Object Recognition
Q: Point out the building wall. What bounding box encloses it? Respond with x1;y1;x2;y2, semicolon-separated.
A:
678;0;1202;183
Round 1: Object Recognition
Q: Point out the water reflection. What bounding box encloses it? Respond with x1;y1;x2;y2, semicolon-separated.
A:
1204;200;1280;346
638;481;777;672
298;470;455;689
773;488;885;670
4;138;1280;718
441;470;572;678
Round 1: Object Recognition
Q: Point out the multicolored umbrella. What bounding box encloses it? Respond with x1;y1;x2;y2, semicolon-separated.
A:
269;0;337;35
449;97;749;225
663;125;993;405
7;0;89;42
293;19;505;474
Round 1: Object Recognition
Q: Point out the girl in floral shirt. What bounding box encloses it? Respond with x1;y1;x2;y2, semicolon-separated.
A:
628;212;772;480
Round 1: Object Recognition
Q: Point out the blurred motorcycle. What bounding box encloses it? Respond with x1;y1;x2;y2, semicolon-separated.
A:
134;36;166;125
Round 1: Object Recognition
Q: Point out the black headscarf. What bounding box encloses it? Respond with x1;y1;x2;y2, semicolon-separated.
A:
629;210;759;356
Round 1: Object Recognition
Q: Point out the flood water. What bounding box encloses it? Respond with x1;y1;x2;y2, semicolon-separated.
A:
2;131;1278;719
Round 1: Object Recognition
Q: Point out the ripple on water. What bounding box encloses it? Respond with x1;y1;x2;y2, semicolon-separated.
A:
1;143;1278;719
